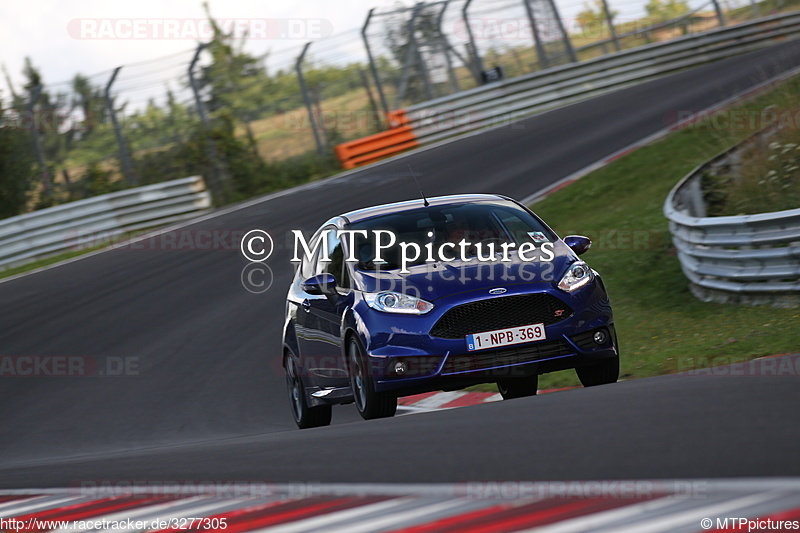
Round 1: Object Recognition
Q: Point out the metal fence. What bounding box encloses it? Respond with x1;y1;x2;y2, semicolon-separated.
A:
335;11;800;168
404;11;800;145
0;0;785;213
664;132;800;306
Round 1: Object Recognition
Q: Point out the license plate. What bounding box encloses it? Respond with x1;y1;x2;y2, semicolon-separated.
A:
466;323;546;352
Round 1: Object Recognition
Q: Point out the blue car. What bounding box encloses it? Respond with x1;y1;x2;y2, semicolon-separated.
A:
283;194;619;428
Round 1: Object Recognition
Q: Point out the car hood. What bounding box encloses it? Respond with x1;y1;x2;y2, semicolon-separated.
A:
354;240;579;301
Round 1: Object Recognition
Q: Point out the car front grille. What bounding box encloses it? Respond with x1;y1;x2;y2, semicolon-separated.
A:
430;293;573;339
442;340;573;375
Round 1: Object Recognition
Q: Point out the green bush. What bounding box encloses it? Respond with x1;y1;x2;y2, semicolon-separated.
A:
0;110;35;219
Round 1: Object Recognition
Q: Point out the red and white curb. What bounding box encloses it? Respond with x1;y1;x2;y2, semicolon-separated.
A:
397;387;581;414
1;480;799;532
397;352;800;414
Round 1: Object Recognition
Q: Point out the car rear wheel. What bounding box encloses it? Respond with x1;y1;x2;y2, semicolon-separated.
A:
497;374;539;400
348;337;397;420
576;356;619;387
285;355;332;429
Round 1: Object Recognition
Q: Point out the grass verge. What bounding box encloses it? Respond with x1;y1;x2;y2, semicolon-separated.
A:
0;245;107;281
526;76;800;390
470;73;800;393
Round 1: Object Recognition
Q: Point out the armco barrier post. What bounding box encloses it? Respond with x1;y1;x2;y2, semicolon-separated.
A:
362;8;390;120
104;67;137;186
296;42;327;157
359;68;383;132
546;0;577;63
437;0;461;93
522;0;550;69
712;0;726;27
462;0;485;83
412;3;434;102
600;0;621;52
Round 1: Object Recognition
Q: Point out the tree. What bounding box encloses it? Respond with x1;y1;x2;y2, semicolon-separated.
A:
197;2;274;118
71;74;105;137
0;92;35;218
22;58;93;205
20;57;56;202
576;0;619;34
577;3;603;32
645;0;690;21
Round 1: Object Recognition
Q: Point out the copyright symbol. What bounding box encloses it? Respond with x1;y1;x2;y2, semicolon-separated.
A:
241;229;274;262
700;518;713;529
241;263;273;294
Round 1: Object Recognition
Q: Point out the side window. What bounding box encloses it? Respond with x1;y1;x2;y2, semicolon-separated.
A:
324;241;345;286
317;229;350;289
300;235;318;280
313;228;340;277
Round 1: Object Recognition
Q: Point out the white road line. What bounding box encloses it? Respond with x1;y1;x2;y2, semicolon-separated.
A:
601;491;780;533
411;391;468;409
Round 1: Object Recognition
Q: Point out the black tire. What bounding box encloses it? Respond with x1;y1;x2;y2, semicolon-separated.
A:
285;355;332;429
348;337;397;420
497;374;539;400
576;356;620;387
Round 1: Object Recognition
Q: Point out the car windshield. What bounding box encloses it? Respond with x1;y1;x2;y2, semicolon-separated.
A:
348;201;554;270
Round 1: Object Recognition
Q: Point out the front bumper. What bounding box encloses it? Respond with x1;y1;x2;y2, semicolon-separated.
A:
371;325;618;395
358;280;618;396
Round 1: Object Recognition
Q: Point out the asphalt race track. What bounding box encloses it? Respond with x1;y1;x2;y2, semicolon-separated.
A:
2;40;800;488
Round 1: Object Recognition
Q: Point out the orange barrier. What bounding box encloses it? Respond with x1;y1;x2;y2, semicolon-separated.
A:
334;110;417;170
386;109;410;127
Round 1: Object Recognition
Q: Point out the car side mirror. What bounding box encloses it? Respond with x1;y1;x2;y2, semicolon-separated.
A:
301;273;337;295
564;235;592;256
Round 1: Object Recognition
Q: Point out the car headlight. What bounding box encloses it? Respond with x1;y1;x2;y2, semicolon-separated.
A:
364;291;434;314
558;261;594;292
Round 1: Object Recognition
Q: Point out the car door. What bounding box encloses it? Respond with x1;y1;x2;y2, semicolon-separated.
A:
296;228;350;387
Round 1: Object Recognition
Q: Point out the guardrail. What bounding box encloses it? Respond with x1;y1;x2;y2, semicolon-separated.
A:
0;176;211;271
664;135;800;306
334;11;800;169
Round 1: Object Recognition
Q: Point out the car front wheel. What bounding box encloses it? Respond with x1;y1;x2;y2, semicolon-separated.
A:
286;355;332;429
497;374;539;400
348;337;397;420
576;356;619;387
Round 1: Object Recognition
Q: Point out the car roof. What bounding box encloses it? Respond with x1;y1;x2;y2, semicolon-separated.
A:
340;194;512;224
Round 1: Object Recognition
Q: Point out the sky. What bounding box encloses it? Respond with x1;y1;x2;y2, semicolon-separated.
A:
0;0;401;98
